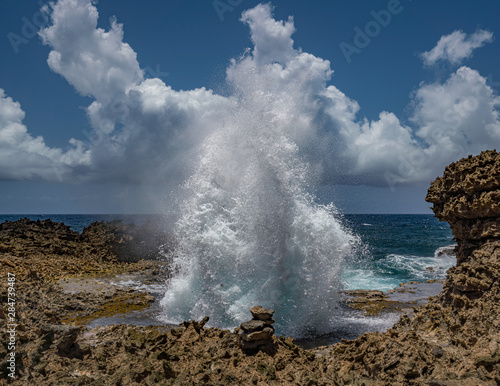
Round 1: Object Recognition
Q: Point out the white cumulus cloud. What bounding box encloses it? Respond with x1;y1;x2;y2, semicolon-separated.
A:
421;30;493;66
39;0;230;184
413;66;500;162
1;0;499;196
38;0;143;104
240;4;296;65
0;89;90;181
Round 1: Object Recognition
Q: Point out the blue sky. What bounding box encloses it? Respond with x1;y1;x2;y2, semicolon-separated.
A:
0;0;499;214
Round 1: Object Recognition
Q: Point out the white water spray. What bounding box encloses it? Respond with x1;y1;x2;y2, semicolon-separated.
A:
160;4;361;337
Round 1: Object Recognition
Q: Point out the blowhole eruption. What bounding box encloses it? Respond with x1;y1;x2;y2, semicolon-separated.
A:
160;4;361;337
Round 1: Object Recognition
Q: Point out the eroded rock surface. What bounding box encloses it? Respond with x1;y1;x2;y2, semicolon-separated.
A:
0;219;167;383
343;281;444;317
328;150;500;385
81;220;175;262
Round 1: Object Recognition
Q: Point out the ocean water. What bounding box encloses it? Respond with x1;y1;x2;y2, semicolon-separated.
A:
1;213;454;336
342;214;455;291
0;213;454;292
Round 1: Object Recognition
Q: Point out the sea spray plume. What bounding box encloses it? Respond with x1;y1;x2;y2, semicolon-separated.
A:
160;4;361;337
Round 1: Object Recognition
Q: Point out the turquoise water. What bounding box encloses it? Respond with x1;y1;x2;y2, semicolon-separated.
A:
0;214;454;292
342;214;454;291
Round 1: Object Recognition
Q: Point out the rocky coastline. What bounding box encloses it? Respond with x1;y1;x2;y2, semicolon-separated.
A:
329;150;500;385
1;150;500;385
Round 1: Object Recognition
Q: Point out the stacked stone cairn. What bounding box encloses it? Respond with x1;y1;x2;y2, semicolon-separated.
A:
238;306;275;353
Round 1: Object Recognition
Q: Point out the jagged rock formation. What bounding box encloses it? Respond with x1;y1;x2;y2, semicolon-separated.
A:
328;150;500;385
0;217;174;266
0;218;82;257
81;220;175;262
423;149;500;354
426;150;500;264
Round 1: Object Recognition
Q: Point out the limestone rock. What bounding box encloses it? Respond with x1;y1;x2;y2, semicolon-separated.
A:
250;306;274;320
330;150;500;384
240;320;265;333
239;327;274;342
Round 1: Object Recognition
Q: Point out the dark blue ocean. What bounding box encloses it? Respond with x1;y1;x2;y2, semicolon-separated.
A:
0;214;454;292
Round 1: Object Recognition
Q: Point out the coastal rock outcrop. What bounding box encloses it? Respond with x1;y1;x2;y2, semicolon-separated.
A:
423;149;500;349
0;217;174;265
81;220;175;262
426;150;500;264
329;150;500;385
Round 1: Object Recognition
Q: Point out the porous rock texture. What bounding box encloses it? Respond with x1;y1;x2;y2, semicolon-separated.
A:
328;150;500;385
0;218;331;385
81;219;175;262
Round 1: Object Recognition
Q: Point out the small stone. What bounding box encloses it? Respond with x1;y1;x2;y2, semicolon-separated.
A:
250;306;274;320
178;324;200;344
239;307;276;352
432;346;444;358
240;320;265;333
17;323;27;332
239;327;274;342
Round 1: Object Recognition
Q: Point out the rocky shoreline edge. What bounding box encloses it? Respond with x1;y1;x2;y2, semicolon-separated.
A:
1;150;500;385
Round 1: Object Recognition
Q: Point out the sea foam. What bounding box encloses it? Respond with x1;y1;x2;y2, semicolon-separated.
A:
159;82;361;338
